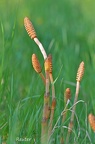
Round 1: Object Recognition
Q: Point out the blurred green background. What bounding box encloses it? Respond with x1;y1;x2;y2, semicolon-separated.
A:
0;0;95;143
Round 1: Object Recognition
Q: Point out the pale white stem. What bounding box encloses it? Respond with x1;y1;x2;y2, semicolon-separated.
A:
34;38;47;60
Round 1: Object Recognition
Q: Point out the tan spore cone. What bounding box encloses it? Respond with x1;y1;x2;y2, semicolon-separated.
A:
24;17;37;39
88;113;95;132
76;61;84;82
32;54;41;73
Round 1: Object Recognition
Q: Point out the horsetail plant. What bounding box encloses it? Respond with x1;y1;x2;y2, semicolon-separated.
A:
66;61;84;143
24;17;56;144
47;54;56;137
24;17;86;144
41;57;51;144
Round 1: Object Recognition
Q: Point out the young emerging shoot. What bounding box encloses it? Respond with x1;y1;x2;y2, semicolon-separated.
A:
88;113;95;132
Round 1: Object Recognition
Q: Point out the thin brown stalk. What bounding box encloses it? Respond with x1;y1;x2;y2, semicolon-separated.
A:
60;88;71;144
47;55;56;138
48;98;56;138
66;61;84;144
41;94;49;144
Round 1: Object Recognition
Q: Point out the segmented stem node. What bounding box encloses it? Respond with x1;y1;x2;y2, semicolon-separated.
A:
24;17;37;39
68;121;73;133
46;106;51;119
32;54;41;73
88;113;95;132
51;98;56;109
64;88;71;104
76;61;84;82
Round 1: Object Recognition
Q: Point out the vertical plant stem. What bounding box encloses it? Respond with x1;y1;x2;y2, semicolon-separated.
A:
48;54;56;139
48;98;56;139
60;88;71;144
66;81;80;143
48;73;56;139
41;66;50;144
60;101;71;143
41;95;49;144
70;82;80;123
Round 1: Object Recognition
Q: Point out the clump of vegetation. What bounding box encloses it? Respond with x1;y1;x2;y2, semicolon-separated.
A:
24;17;95;144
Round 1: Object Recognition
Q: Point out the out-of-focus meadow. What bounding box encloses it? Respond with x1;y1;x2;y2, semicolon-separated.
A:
0;0;95;143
